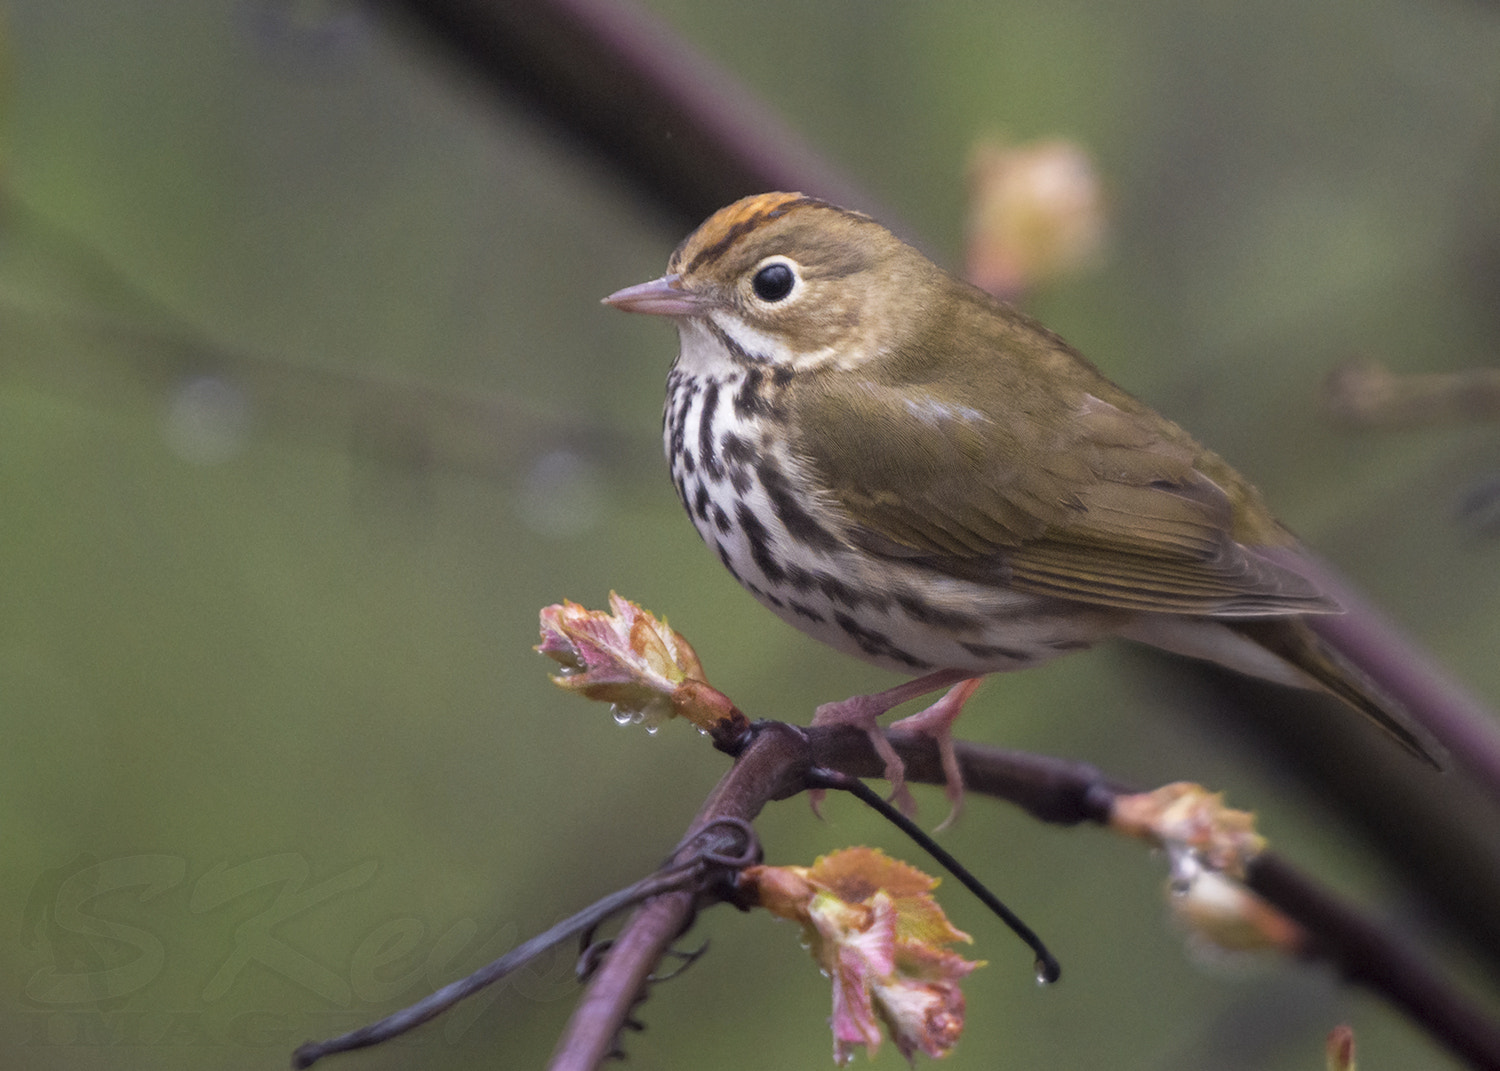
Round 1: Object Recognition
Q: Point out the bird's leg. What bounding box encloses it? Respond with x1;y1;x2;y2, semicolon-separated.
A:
811;668;973;815
889;677;986;830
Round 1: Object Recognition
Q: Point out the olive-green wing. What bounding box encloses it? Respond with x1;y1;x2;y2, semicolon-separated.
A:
792;352;1334;618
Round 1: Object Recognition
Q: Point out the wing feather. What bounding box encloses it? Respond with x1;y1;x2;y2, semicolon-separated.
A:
790;289;1336;618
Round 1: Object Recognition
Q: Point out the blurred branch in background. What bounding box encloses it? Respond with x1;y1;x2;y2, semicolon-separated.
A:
1325;357;1500;430
378;0;890;232
1321;356;1500;537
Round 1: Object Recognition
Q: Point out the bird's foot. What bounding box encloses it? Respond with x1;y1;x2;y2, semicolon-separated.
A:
889;678;985;830
810;668;973;817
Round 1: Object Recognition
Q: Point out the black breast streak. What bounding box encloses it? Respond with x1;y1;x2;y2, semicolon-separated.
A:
721;431;755;467
959;640;1030;662
720;431;756;496
697;380;724;482
895;593;983;633
668;374;707;493
833;612;930;670
734;367;785;422
788;600;825;623
734;367;762;418
783;563;816;593
815;570;889;613
757;459;839;551
735;503;785;585
664;373;687;468
715;541;742;584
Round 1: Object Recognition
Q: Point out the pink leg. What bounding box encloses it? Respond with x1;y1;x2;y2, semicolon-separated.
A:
890;678;985;829
811;668;975;815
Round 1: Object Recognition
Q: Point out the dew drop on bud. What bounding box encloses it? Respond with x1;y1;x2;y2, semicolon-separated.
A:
1167;847;1200;896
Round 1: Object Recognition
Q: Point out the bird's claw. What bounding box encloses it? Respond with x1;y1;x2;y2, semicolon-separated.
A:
811;672;983;824
889;678;984;831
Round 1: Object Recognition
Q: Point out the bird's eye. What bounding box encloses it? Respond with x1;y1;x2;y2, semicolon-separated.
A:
751;261;796;302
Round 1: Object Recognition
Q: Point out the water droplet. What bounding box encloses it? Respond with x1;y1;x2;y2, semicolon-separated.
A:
611;706;634;726
1167;847;1200;896
1034;956;1060;986
163;375;251;465
516;448;606;538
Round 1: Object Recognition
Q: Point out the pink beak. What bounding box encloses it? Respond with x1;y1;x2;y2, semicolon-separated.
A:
602;274;705;317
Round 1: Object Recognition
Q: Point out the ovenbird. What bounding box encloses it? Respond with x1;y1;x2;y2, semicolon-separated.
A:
605;192;1435;799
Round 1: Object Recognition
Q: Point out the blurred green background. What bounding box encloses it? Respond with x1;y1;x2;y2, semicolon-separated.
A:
4;1;1500;1068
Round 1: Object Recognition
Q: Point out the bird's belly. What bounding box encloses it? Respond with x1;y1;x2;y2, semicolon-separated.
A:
664;372;1116;675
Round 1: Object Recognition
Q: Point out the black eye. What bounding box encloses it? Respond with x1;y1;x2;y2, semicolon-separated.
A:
751;262;795;302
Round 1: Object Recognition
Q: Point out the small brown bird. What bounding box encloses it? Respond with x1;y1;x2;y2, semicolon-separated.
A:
606;192;1434;805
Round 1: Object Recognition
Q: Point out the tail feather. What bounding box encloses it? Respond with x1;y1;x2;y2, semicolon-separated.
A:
1120;613;1442;768
1232;619;1442;769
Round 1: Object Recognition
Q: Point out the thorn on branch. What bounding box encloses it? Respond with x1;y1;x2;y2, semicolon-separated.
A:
650;940;710;983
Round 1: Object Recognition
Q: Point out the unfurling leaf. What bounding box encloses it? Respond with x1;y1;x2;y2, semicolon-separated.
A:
537;592;746;737
1112;783;1303;954
743;847;983;1064
1111;782;1266;878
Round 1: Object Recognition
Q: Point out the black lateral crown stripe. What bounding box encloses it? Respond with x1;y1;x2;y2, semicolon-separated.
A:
680;195;835;275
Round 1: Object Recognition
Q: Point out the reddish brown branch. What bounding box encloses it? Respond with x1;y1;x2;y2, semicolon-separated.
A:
548;722;810;1071
548;890;697;1070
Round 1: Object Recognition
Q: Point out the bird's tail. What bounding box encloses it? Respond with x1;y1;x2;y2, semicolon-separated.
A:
1232;618;1442;769
1121;613;1442;768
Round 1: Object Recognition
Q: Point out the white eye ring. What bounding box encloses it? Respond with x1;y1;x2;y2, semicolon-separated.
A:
749;257;800;303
